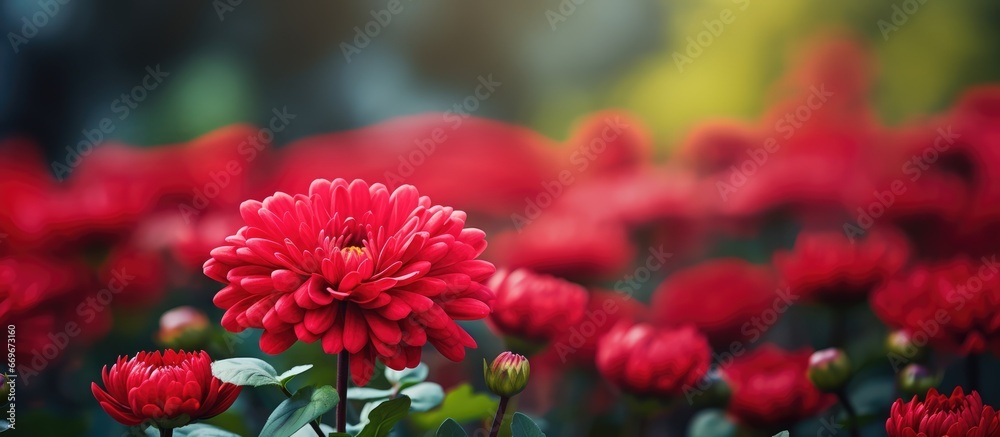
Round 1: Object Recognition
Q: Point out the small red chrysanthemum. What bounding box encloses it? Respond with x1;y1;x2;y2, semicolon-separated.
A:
774;229;910;304
871;257;1000;356
486;268;588;345
204;179;496;385
886;387;1000;437
723;345;835;429
595;322;710;398
91;350;241;429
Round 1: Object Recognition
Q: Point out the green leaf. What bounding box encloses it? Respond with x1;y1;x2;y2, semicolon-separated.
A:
171;424;242;436
260;385;340;437
0;421;10;432
688;409;736;437
328;434;353;437
435;419;467;437
511;413;545;437
410;384;498;431
384;362;428;386
212;357;280;387
400;382;445;412
772;432;790;437
278;365;314;386
356;396;411;437
346;387;395;401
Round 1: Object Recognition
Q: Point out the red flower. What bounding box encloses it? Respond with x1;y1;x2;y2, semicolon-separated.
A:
91;350;241;429
651;259;780;345
871;258;1000;356
773;228;910;304
724;345;835;429
204;178;495;385
886;387;1000;437
595;322;710;397
552;290;649;366
486;268;588;345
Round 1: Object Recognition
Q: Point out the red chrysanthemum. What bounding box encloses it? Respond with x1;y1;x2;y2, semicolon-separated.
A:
486;268;588;345
595;322;710;397
886;387;1000;437
91;350;241;429
723;345;836;429
651;259;781;345
774;228;910;304
204;178;496;385
871;257;1000;356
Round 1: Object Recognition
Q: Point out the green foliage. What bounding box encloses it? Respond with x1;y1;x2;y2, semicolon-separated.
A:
260;386;340;437
511;413;545;437
410;384;499;430
435;419;467;437
355;396;411;437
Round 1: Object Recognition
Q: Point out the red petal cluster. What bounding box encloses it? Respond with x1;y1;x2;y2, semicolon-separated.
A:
774;228;910;304
887;387;1000;437
595;322;710;397
651;259;780;345
723;345;836;429
486;268;588;343
204;178;496;385
90;350;240;428
871;257;1000;356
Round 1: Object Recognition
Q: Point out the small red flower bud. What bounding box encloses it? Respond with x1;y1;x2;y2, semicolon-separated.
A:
484;351;530;398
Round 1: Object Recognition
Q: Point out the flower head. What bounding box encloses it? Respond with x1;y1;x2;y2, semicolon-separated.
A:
204;179;496;385
871;257;1000;356
886;387;999;437
91;350;240;429
595;322;710;398
486;268;588;345
806;348;852;392
724;345;835;429
774;229;909;304
484;351;530;397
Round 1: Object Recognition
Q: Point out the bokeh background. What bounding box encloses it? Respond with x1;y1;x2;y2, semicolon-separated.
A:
3;1;1000;436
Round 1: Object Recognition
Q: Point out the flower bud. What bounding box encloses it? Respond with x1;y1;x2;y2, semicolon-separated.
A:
897;364;940;397
484;351;530;398
689;368;731;408
156;306;210;349
886;330;927;364
807;348;852;392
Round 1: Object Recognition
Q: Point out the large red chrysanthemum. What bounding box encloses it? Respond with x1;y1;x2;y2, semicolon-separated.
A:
91;350;241;429
723;345;835;429
886;387;1000;437
595;322;710;398
204;178;496;385
773;228;910;304
871;257;1000;356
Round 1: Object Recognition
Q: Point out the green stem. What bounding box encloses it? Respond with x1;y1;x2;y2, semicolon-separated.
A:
160;428;173;437
337;349;349;433
488;396;510;437
836;390;860;437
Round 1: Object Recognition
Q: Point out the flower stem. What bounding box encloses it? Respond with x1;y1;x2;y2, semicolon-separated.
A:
967;353;981;392
835;390;859;437
280;386;325;437
337;349;349;433
488;396;510;437
159;429;173;437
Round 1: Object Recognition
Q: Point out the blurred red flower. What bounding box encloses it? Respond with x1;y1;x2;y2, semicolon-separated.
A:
651;259;781;345
91;350;240;429
552;290;648;367
486;268;588;345
723;345;835;429
595;322;710;398
773;228;910;304
886;387;999;437
871;257;1000;356
204;178;495;385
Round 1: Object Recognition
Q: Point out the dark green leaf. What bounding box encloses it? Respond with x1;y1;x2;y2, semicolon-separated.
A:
435;419;467;437
356;396;411;437
511;413;545;437
260;385;340;437
212;357;280;387
687;409;736;437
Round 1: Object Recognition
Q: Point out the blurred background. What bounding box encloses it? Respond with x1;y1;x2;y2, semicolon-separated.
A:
3;1;1000;436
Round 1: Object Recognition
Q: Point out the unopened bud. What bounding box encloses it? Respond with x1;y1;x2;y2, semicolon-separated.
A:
886;330;927;363
484;351;530;398
156;306;210;349
897;364;940;397
807;348;852;392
